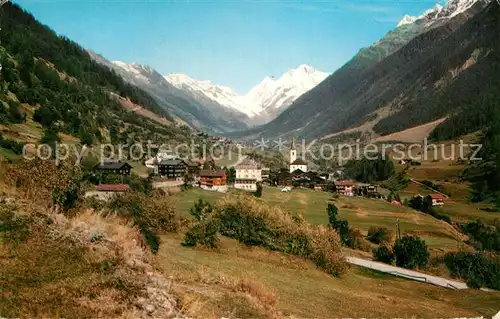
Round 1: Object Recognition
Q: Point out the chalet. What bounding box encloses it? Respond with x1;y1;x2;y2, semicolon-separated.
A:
95;162;131;176
145;151;178;173
85;184;130;201
335;180;355;196
234;158;261;191
200;170;228;192
157;159;187;181
430;194;445;206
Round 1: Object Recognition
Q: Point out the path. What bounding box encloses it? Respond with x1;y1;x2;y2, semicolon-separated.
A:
346;256;468;290
408;177;450;199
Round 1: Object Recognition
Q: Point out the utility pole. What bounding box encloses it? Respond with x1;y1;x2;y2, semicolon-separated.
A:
396;219;401;241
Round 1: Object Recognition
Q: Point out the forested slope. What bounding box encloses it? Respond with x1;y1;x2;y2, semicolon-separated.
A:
0;2;188;147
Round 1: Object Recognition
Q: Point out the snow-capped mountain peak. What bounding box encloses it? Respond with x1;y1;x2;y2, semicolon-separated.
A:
243;64;329;123
163;64;329;124
397;0;481;27
397;15;418;27
164;73;260;117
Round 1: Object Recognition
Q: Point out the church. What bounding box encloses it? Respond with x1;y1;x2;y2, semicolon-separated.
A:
289;138;308;173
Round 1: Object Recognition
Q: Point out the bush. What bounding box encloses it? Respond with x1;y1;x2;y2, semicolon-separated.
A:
253;182;263;198
327;203;370;250
348;228;371;251
393;235;430;269
182;218;220;248
444;251;500;290
190;199;214;221
367;227;393;244
107;192;179;253
373;244;395;264
6;159;83;205
184;196;347;276
461;220;500;252
427;207;452;224
0;206;30;245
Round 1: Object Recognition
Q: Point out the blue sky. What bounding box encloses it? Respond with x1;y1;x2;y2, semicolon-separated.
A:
15;0;439;94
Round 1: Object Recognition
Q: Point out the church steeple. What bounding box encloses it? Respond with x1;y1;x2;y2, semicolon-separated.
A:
289;137;297;164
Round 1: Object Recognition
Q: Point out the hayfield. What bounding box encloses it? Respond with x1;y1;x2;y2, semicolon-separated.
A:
172;187;463;250
156;233;500;318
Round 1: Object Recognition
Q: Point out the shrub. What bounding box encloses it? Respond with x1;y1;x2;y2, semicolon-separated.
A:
444;251;500;290
373;244;395;264
109;192;178;233
327;203;338;229
461;220;500;252
0;206;30;245
367;227;393;244
182;218;220;248
393;235;430;269
190;199;214;221
253;182;263;198
327;203;370;250
52;182;81;214
346;228;371;251
427;207;452;224
107;192;179;253
185;196;347;276
6;159;83;206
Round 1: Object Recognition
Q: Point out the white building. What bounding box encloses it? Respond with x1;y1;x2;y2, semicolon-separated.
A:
289;138;307;173
234;158;262;191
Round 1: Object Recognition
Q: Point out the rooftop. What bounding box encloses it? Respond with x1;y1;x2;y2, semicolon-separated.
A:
236;158;260;169
158;159;186;166
96;184;130;192
335;180;355;186
96;162;131;170
200;170;226;177
291;158;307;165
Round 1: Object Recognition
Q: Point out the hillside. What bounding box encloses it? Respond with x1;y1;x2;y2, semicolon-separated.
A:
234;0;495;141
0;2;191;151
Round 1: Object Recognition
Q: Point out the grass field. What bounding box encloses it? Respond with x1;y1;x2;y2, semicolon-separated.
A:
156;233;500;318
171;187;463;250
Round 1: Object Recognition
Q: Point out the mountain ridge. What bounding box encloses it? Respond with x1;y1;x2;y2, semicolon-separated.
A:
89;52;251;134
162;64;329;125
229;0;494;141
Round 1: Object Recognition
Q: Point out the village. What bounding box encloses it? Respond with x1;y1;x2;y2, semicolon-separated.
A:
84;137;447;209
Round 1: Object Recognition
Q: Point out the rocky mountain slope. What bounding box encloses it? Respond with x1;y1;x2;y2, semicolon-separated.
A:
235;0;494;141
89;53;251;134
